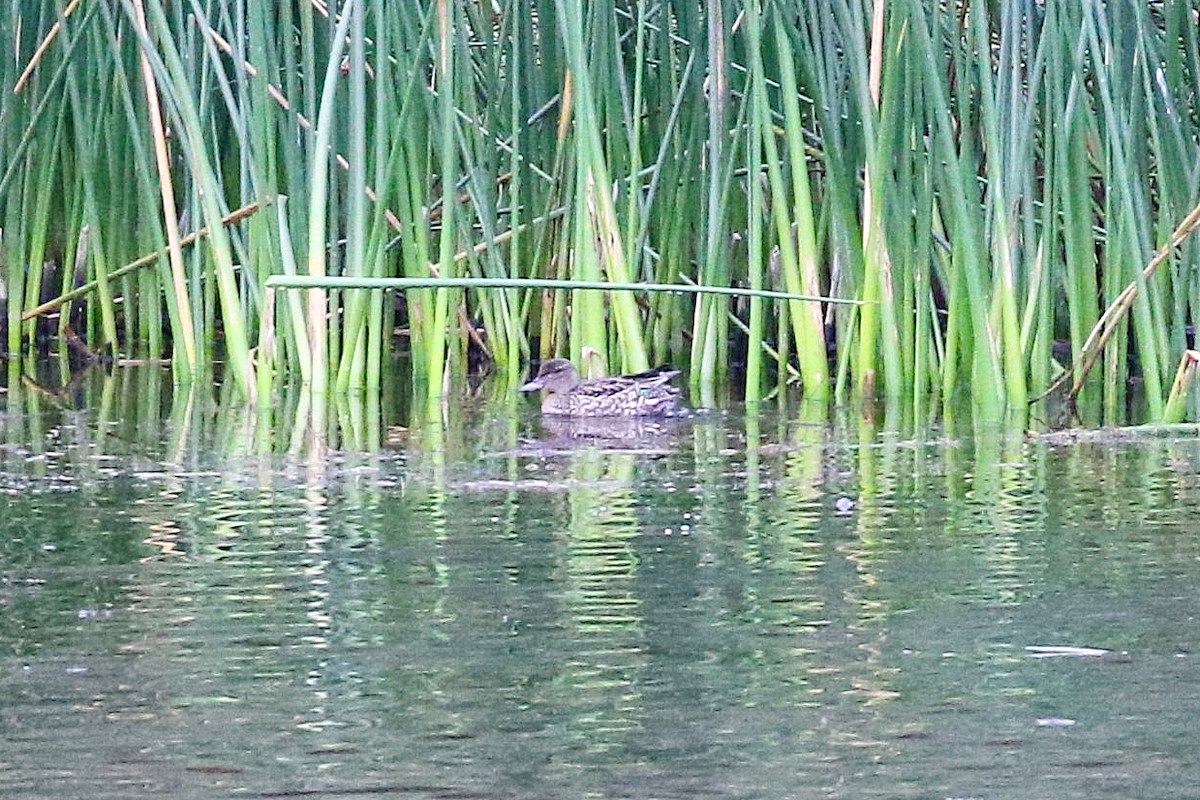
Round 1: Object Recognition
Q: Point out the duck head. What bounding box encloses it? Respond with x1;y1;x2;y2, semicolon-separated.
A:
518;358;582;395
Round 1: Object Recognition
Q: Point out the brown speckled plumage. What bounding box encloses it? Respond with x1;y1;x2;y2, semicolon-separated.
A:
519;358;681;417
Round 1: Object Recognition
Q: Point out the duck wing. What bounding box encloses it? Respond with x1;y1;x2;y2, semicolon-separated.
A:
615;365;681;386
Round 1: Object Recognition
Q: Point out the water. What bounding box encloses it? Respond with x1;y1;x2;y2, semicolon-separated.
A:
3;368;1200;798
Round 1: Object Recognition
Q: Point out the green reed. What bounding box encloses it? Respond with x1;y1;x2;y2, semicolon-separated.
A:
3;1;1200;427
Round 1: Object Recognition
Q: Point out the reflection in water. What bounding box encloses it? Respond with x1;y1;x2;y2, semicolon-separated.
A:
3;367;1200;797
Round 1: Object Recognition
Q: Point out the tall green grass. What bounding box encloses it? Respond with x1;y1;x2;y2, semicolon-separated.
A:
3;1;1200;426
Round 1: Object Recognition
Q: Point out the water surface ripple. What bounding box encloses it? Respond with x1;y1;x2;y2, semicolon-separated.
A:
2;402;1200;799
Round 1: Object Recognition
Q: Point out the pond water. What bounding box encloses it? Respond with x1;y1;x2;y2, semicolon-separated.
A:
3;365;1200;799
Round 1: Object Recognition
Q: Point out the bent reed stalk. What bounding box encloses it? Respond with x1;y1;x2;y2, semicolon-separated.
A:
3;1;1200;426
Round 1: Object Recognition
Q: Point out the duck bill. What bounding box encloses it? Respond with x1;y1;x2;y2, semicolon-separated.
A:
517;379;543;393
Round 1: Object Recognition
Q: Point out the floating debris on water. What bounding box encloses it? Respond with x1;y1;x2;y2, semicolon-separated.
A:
1026;645;1110;658
1035;717;1077;727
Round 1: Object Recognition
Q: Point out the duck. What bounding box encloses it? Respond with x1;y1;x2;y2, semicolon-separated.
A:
518;358;682;417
